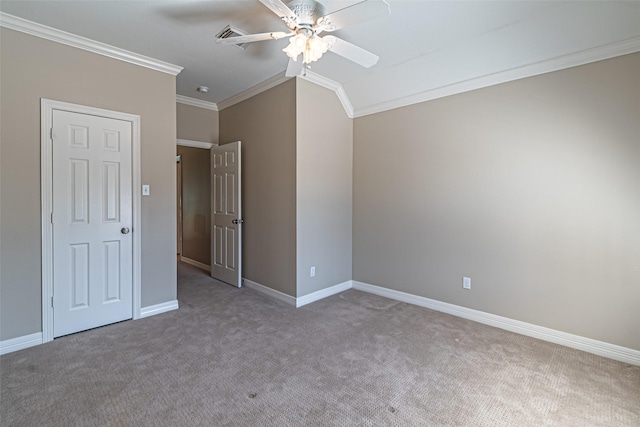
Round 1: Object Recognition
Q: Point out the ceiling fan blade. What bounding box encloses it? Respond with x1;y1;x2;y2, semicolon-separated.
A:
285;58;304;77
258;0;298;20
324;35;379;68
319;0;390;32
216;32;291;45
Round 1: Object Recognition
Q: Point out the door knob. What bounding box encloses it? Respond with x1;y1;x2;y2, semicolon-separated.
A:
121;227;130;234
232;219;244;225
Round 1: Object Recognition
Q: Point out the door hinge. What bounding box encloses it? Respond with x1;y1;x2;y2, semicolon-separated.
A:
50;212;53;224
51;296;54;308
50;128;53;140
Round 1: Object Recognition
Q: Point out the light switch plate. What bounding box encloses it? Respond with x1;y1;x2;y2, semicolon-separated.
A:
142;185;150;196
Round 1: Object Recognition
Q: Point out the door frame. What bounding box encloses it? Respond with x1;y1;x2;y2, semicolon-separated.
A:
40;99;142;343
175;139;215;269
177;154;182;256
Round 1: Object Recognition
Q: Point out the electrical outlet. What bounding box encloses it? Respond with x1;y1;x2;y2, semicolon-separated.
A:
463;277;471;290
310;266;316;277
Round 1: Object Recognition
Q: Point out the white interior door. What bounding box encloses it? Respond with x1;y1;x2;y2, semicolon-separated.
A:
211;141;242;287
52;109;133;337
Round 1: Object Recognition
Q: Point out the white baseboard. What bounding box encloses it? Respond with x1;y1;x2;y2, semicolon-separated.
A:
139;300;179;318
5;282;633;365
179;256;211;272
296;280;353;307
352;281;640;366
0;332;43;355
242;278;353;307
242;278;297;306
1;301;180;355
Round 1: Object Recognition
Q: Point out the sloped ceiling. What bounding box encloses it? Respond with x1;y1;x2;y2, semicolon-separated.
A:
1;1;639;116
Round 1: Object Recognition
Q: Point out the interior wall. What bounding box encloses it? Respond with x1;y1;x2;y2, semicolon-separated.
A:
353;52;640;350
296;79;352;297
0;28;178;341
219;80;297;297
177;102;219;144
176;146;211;266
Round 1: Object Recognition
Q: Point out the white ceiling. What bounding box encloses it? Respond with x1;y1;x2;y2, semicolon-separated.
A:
1;1;639;115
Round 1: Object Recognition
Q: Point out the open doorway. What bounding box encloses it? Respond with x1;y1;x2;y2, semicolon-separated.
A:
176;140;214;272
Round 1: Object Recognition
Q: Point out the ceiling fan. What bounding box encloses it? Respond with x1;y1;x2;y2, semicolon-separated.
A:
216;0;390;76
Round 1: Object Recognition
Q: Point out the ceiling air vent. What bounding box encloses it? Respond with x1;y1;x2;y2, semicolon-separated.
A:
216;25;250;50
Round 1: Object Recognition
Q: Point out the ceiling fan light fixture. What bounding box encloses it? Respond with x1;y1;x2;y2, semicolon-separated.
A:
283;33;306;61
305;35;328;63
283;37;302;61
309;35;328;53
293;33;307;49
283;32;329;64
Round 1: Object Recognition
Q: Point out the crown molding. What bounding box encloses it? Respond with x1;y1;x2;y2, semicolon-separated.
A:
301;71;354;118
176;95;218;111
216;69;355;119
217;72;291;111
0;12;183;76
354;36;640;118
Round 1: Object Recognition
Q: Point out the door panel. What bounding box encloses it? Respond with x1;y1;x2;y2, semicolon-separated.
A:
211;141;242;287
104;240;121;302
103;162;120;222
70;243;90;308
52;110;133;337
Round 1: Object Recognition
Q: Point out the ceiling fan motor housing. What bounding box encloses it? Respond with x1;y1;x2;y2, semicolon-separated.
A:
286;0;326;27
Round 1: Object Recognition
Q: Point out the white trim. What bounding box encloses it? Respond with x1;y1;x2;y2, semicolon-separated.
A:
296;280;352;307
132;115;142;320
300;71;354;118
0;333;43;355
354;36;640;118
179;256;211;272
242;278;297;306
177;139;215;149
214;69;355;117
0;12;182;76
352;281;640;366
41;99;142;342
217;72;291;111
41;101;54;342
139;300;179;319
176;95;218;111
242;278;352;307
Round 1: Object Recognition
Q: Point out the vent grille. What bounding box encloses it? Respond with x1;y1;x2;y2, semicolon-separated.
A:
216;25;250;50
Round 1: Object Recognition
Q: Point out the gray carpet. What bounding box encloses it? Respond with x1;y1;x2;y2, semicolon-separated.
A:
1;262;639;426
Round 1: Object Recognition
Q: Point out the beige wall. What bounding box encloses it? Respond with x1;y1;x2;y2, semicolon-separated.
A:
219;80;297;296
353;52;640;350
177;146;211;265
0;28;177;341
177;102;219;144
296;79;352;296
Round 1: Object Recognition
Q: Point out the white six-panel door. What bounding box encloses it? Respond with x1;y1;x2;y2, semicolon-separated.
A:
52;110;133;337
211;141;242;287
